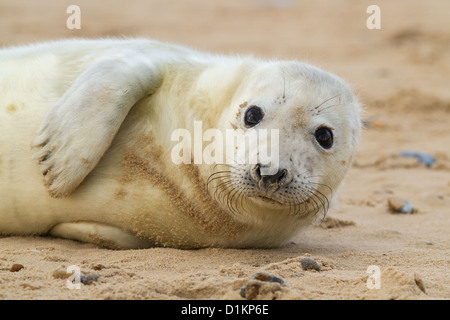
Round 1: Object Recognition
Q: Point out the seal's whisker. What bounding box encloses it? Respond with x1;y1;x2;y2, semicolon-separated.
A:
235;186;247;212
310;188;326;217
234;188;247;217
290;197;302;216
208;170;232;177
217;181;235;205
289;191;303;215
308;181;333;195
308;188;325;215
287;196;294;215
309;186;331;216
224;186;242;217
213;180;233;202
315;103;345;115
213;163;233;169
213;179;233;190
207;178;230;192
207;174;231;187
305;189;320;217
304;174;326;180
229;186;242;215
307;187;329;220
207;174;230;186
293;193;308;217
206;170;232;186
295;170;309;178
314;187;330;218
236;189;245;214
238;187;248;215
311;92;344;112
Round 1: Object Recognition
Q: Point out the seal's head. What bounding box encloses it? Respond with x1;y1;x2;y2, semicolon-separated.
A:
209;61;361;228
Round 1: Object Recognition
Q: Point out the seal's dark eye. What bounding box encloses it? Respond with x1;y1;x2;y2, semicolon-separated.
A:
244;105;264;127
315;127;333;149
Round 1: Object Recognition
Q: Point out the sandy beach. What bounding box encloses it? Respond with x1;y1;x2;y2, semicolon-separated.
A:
0;0;449;300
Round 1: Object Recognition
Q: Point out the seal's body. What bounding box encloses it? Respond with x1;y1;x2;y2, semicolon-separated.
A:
0;39;361;249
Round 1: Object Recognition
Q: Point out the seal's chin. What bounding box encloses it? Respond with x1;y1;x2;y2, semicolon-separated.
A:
248;195;287;209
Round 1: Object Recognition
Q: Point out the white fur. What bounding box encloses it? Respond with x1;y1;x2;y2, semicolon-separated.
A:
0;39;361;249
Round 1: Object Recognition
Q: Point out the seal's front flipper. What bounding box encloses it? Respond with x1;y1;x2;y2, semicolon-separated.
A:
33;50;163;197
49;222;153;249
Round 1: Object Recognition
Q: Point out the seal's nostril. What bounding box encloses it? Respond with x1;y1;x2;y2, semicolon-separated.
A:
252;163;262;182
259;168;288;188
269;168;287;185
278;169;288;183
251;165;289;190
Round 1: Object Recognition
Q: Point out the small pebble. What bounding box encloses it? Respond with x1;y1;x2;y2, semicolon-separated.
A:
92;264;105;271
80;274;99;285
10;264;24;272
388;196;414;213
414;273;426;294
52;268;72;279
240;271;285;300
250;271;285;285
21;283;40;290
300;257;321;271
399;151;435;168
399;201;413;213
239;286;246;298
245;280;264;300
52;267;99;284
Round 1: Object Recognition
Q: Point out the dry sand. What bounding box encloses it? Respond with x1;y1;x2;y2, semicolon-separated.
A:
0;0;449;300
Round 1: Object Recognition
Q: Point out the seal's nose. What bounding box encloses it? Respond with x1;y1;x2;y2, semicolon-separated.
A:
251;164;289;191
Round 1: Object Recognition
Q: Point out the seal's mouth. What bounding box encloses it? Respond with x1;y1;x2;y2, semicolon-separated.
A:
249;195;286;208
